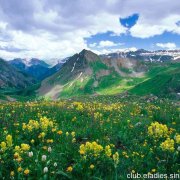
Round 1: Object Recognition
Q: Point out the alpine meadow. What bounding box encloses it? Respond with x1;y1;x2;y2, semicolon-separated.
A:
0;0;180;179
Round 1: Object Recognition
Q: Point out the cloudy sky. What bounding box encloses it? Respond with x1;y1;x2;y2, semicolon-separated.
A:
0;0;180;63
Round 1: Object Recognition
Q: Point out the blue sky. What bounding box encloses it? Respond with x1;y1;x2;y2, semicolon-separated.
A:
0;0;179;62
86;31;180;51
86;13;180;52
120;13;139;28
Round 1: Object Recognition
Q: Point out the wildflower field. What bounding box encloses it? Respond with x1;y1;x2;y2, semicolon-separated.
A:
0;95;179;179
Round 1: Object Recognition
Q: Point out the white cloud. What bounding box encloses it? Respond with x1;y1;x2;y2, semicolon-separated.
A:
89;40;123;49
0;0;180;62
156;42;176;49
0;11;126;62
0;30;88;64
89;43;97;48
130;15;180;38
93;47;137;55
98;40;122;48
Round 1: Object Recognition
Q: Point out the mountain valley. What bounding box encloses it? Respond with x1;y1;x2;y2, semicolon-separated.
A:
0;49;180;101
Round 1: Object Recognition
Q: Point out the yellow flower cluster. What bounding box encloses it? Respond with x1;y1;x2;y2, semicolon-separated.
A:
160;138;175;152
47;139;53;143
0;141;7;151
122;151;129;158
175;134;180;144
105;145;112;157
22;120;39;131
13;144;30;163
73;102;84;111
148;122;169;138
21;143;30;151
79;141;103;156
94;112;103;120
6;135;13;147
40;117;55;131
24;169;30;175
0;135;13;151
66;166;73;172
113;152;119;165
22;117;56;132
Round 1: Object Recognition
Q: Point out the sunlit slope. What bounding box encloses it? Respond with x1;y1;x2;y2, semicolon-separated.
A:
38;50;180;99
38;50;147;99
130;63;180;97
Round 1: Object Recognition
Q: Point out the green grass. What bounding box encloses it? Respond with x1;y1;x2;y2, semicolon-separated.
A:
60;77;92;97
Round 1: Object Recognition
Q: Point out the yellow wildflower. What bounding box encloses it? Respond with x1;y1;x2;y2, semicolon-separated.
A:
105;145;112;157
0;142;6;151
21;143;30;151
6;135;12;147
175;134;180;144
14;145;21;152
24;169;30;175
71;131;75;137
72;138;76;143
10;171;14;177
131;170;135;174
57;130;63;135
66;166;73;172
41;132;46;138
52;128;56;132
79;141;103;156
160;138;175;152
14;152;20;159
66;132;69;136
90;164;95;169
18;167;22;172
47;139;53;143
113;152;119;165
148;122;169;138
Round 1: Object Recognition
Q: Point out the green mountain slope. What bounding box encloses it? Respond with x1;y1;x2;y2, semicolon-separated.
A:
38;50;180;100
0;58;36;89
0;58;38;100
38;50;147;99
129;63;180;97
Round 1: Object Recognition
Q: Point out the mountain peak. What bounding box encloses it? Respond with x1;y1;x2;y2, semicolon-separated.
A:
79;49;100;62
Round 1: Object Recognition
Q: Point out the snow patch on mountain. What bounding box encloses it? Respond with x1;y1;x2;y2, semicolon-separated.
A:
71;62;76;72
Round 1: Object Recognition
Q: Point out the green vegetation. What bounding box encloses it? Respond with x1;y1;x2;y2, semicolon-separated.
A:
130;63;180;97
90;61;108;73
0;96;179;179
0;83;40;101
55;62;180;98
119;67;132;74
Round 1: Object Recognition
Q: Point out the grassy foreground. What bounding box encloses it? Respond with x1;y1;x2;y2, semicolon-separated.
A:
0;96;179;179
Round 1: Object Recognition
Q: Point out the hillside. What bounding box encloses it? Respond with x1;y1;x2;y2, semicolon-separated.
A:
38;50;180;100
38;49;147;99
0;58;36;89
1;49;179;101
130;63;180;98
9;58;64;80
9;58;50;80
